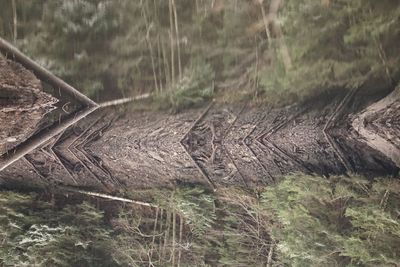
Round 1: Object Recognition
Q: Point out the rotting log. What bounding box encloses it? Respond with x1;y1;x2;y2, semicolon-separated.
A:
352;86;400;168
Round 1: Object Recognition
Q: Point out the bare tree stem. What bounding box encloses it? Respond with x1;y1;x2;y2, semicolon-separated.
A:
171;0;182;80
169;0;176;85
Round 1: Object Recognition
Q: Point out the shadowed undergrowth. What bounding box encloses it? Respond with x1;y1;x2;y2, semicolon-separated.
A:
1;174;399;266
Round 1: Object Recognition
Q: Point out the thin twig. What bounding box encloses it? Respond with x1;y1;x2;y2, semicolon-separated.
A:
59;186;159;208
99;94;151;108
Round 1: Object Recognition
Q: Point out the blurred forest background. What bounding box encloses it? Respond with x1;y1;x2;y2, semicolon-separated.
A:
1;0;400;266
1;0;399;109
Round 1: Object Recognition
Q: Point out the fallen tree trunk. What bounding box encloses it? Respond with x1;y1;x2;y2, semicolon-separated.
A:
1;87;398;193
352;86;400;168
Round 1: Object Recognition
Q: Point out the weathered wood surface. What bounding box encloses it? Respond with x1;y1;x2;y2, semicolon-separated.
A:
1;87;399;193
352;86;400;167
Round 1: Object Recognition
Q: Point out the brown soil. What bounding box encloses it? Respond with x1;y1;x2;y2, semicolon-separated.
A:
0;56;57;155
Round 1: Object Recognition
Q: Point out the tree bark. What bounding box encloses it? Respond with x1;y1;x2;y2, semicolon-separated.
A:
352;86;400;168
12;0;17;42
161;36;171;87
270;0;292;71
141;1;160;93
169;0;176;85
172;0;182;80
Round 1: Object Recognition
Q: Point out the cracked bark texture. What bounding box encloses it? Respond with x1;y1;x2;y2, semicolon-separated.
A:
352;86;400;167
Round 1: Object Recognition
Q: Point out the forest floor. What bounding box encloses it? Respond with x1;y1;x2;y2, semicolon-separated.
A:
1;78;399;194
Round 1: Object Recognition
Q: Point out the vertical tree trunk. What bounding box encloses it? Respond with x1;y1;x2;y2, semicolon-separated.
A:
162;211;171;264
172;0;182;80
141;2;159;93
161;37;171;87
153;0;164;92
149;208;159;266
157;35;164;92
177;216;183;267
269;0;292;72
172;211;176;266
158;209;164;263
254;37;259;98
259;0;292;72
259;1;272;45
169;0;176;85
12;0;17;42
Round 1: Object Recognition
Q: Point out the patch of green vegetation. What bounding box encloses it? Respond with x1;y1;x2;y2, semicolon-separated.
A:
118;186;272;266
0;191;118;267
2;0;399;106
259;0;400;104
155;59;215;111
263;174;400;266
1;175;399;266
